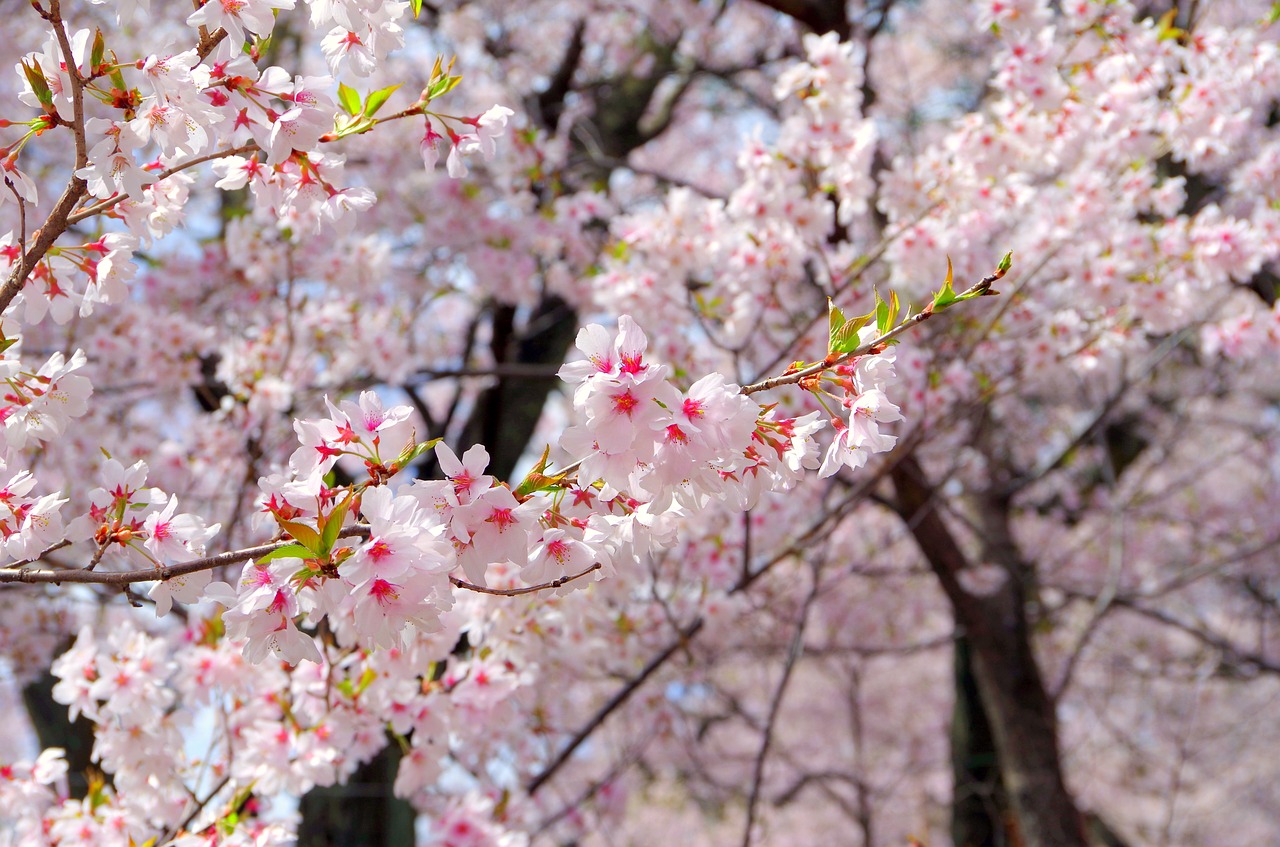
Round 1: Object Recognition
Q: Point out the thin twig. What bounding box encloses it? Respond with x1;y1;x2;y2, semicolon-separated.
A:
66;143;260;225
742;571;817;847
450;562;602;596
526;617;705;795
740;271;1002;397
0;530;361;586
523;444;915;796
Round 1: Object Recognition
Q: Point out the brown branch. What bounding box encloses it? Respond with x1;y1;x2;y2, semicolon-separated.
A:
0;1;94;313
1101;595;1280;676
747;0;851;37
0;178;87;315
740;271;1002;397
66;143;259;226
450;562;601;596
411;363;564;381
526;616;705;795
742;571;817;847
0;529;362;586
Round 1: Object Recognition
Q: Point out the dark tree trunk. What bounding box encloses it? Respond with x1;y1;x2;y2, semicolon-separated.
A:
296;741;415;847
951;636;1011;847
458;295;579;481
22;653;98;800
891;454;1088;847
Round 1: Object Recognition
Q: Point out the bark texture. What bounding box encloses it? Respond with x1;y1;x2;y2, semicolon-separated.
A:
891;453;1089;847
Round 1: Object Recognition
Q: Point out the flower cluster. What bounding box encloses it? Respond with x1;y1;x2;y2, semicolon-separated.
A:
818;328;903;477
192;319;851;667
85;458;222;613
559;317;759;509
0;347;92;451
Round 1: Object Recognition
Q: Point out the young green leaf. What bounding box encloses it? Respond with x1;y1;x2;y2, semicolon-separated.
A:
90;29;106;74
874;289;891;335
394;435;442;470
827;298;846;352
932;256;959;311
21;60;54;109
363;83;401;116
279;520;323;556
319;494;352;555
337;82;361;116
258;543;313;563
427;74;463;101
830;311;871;354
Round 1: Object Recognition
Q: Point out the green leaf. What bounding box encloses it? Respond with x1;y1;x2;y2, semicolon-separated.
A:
829;322;859;355
514;448;567;499
829;301;870;355
874;290;891;335
318;494;352;555
932;256;959;311
220;781;257;832
1155;8;1184;41
279;520;322;556
426;74;463;101
363;83;401;116
355;666;378;695
997;250;1013;273
827;298;845;351
90;29;106;74
21;60;53;109
394;435;441;470
337;82;361;116
333;113;377;138
258;543;312;563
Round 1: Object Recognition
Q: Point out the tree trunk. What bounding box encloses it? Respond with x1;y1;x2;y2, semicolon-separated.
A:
890;453;1088;847
952;635;1011;847
296;740;415;847
22;653;98;800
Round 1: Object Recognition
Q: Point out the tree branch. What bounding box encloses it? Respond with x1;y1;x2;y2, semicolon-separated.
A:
741;270;1002;397
742;569;817;847
0;528;369;586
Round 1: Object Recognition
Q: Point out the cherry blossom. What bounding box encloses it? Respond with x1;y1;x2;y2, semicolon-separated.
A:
0;2;1274;846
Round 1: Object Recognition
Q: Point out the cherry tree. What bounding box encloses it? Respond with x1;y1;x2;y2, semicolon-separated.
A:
0;2;1277;847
